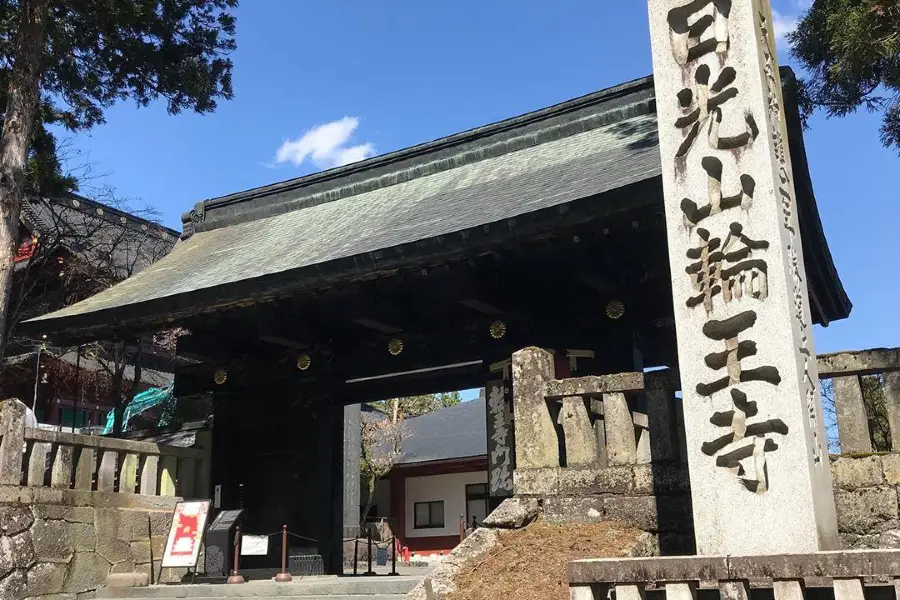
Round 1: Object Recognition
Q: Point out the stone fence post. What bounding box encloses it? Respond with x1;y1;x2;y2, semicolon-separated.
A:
0;399;27;485
833;375;872;454
512;347;558;470
818;348;900;453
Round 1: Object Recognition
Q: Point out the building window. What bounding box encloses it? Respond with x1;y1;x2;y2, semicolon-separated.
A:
413;501;444;529
466;484;488;527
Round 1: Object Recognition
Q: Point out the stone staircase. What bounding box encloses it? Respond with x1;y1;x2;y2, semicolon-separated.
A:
95;575;423;600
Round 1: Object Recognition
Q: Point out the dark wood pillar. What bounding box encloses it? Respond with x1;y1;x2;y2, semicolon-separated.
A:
316;401;344;574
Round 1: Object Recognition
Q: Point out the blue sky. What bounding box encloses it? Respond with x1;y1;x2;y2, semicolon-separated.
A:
58;0;897;376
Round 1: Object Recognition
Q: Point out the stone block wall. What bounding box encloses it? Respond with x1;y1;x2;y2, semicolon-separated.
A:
832;454;900;549
0;485;183;600
512;453;900;555
514;461;695;554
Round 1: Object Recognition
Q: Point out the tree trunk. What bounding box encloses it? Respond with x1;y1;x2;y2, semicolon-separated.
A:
0;0;50;360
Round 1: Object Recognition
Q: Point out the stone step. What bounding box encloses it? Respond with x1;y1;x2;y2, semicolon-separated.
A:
100;597;408;600
95;576;422;598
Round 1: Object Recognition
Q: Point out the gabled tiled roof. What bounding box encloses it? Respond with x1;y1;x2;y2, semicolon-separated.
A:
23;69;850;338
399;397;486;465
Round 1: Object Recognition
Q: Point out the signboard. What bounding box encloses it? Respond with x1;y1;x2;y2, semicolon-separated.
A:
241;535;269;556
486;378;514;498
161;501;210;569
204;508;244;577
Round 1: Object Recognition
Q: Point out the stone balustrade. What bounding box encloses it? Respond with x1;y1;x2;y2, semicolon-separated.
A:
0;399;208;498
513;347;685;472
818;348;900;454
511;348;694;554
568;550;900;600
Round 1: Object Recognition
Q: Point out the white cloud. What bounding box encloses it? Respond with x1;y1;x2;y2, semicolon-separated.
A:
771;0;811;51
274;117;375;169
772;10;799;49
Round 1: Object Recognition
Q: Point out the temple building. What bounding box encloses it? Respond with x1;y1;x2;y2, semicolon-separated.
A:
23;71;850;573
3;193;177;428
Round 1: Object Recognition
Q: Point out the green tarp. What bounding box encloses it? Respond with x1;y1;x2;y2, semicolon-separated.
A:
101;384;174;434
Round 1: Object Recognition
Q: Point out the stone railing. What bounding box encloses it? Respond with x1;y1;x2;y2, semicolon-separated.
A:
568;551;900;600
511;348;694;553
818;348;900;454
0;399;209;498
512;347;685;472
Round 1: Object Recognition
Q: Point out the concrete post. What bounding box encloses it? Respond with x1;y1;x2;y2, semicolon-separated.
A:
833;375;873;453
647;0;838;553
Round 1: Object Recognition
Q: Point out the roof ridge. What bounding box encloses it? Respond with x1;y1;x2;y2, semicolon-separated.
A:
182;76;656;238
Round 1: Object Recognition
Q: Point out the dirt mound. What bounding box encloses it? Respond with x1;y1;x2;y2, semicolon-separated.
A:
447;521;644;600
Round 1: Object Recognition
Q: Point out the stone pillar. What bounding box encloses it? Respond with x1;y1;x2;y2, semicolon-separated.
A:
558;396;600;467
0;399;26;485
343;403;361;539
512;347;559;470
884;372;900;452
833;375;872;453
604;393;637;466
647;0;838;553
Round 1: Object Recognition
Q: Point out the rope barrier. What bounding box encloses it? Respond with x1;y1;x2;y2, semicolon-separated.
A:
244;530;318;543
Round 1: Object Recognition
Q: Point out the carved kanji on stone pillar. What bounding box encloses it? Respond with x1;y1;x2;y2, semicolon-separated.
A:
647;0;838;554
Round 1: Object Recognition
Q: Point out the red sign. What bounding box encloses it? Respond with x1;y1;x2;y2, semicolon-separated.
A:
161;501;210;569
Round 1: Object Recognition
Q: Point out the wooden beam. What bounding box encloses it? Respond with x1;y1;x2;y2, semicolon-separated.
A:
352;317;402;334
258;316;311;349
176;334;231;363
458;298;504;316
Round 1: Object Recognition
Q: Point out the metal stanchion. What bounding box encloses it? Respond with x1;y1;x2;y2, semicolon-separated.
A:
353;537;359;575
459;514;465;543
364;529;375;575
389;536;399;576
275;524;292;582
226;526;245;584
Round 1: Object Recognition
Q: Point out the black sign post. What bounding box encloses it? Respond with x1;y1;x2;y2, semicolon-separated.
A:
204;509;245;579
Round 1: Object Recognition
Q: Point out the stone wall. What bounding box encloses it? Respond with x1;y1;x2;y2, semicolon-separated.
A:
514;461;695;555
512;454;900;554
832;454;900;549
0;485;183;600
